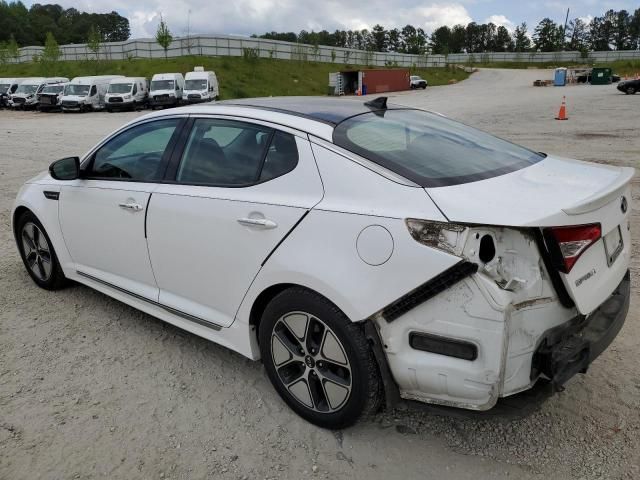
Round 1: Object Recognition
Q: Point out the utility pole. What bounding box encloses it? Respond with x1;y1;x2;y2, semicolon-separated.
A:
562;7;570;51
186;9;192;54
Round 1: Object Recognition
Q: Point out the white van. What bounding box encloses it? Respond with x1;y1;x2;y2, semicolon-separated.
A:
0;78;22;108
37;82;68;112
183;67;219;104
149;73;184;109
61;75;124;112
105;77;149;112
10;77;69;109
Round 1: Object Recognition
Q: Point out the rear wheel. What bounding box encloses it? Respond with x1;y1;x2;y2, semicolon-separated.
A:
627;86;636;95
259;288;382;429
16;211;67;290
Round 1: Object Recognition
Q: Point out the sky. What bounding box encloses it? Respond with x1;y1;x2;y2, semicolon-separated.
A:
22;0;640;39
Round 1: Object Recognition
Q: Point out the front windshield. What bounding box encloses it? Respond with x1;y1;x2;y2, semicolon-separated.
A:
15;84;39;95
151;80;174;90
185;79;207;90
65;84;90;96
42;85;64;94
333;109;544;187
108;83;133;94
410;76;420;80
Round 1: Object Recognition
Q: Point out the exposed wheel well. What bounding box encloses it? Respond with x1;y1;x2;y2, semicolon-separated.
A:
12;206;31;239
249;283;296;334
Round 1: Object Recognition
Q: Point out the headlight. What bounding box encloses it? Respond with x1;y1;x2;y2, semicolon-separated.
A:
169;92;176;97
124;94;131;99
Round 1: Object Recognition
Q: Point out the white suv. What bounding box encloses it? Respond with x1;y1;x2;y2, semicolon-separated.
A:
12;97;632;429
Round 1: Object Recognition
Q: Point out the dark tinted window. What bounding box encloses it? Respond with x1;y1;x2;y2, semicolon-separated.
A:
259;131;298;182
176;119;272;186
333;109;544;187
90;119;180;180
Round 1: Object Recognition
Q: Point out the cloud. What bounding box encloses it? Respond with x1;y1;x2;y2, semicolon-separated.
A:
484;14;515;31
34;0;476;38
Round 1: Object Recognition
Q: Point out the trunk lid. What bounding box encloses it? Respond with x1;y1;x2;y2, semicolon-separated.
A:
426;155;634;314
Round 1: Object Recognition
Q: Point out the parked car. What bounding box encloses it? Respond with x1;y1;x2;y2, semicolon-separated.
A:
149;73;184;109
617;78;640;94
183;67;219;104
410;75;427;89
61;76;124;112
0;78;22;108
10;77;69;110
12;97;632;429
37;82;67;112
105;77;149;112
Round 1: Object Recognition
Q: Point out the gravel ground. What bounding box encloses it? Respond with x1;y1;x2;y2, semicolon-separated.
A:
1;69;639;479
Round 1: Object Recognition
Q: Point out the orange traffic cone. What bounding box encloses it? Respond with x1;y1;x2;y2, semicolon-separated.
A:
556;96;568;120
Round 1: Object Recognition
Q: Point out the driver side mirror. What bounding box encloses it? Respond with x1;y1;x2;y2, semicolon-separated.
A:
49;156;81;180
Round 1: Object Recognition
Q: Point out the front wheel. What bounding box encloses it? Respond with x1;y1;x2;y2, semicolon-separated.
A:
259;288;382;429
627;87;636;95
16;211;67;290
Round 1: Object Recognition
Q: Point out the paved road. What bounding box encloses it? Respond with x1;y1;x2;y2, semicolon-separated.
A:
1;69;638;479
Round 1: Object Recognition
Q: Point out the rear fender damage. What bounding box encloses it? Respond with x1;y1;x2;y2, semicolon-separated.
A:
371;224;577;410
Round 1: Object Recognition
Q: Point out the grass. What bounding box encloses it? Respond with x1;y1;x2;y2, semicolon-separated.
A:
465;59;640;77
0;56;470;99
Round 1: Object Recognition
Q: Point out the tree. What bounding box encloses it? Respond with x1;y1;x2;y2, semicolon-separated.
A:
566;18;589;51
7;34;20;62
533;18;562;51
87;24;102;60
494;26;514;52
156;15;173;59
371;24;387;52
430;26;451;54
42;31;61;63
387;28;401;52
612;10;632;50
512;23;531;52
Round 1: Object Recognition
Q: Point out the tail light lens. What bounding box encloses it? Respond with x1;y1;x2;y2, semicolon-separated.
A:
544;223;601;273
405;219;467;256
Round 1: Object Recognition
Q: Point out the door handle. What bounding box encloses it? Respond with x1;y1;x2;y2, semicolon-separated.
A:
118;202;144;212
237;217;278;229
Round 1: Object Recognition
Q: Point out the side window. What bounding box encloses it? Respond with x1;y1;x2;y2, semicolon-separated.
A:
133;84;138;95
259;131;299;182
90;85;97;96
176;119;272;186
89;119;180;181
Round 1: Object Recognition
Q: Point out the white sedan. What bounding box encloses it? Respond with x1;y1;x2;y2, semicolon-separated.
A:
12;97;632;429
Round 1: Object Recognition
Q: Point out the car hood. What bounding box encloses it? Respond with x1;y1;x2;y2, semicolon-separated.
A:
425;154;635;227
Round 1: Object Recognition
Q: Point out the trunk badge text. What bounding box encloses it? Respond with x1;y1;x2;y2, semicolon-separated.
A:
575;269;596;287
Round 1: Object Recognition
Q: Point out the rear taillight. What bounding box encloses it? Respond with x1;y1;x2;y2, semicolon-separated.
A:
544;223;601;273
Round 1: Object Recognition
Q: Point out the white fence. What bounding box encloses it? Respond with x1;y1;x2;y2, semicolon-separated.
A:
447;50;640;64
12;34;446;68
9;33;640;67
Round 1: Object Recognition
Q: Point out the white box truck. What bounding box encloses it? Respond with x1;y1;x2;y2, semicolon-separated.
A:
149;73;184;109
0;78;22;108
105;77;149;112
61;75;124;112
183;67;219;104
10;77;69;110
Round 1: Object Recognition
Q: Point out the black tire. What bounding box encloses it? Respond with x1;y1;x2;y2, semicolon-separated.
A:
259;287;382;429
422;85;427;89
627;87;636;95
16;211;67;290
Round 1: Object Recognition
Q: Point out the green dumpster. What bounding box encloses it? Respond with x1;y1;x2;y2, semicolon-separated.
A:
591;67;612;85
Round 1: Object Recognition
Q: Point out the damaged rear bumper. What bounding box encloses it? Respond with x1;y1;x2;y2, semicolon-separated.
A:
531;270;630;389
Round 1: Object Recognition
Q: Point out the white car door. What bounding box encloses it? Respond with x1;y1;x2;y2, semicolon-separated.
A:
146;117;324;328
59;117;186;300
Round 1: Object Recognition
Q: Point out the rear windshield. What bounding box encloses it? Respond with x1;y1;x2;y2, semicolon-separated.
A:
333;109;544;187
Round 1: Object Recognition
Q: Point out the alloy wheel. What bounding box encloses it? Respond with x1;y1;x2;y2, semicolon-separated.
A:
270;311;352;413
21;222;52;282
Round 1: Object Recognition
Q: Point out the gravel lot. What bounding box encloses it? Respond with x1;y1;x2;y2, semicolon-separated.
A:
1;69;639;479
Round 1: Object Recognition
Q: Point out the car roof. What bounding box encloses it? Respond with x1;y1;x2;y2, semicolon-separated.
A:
218;96;403;125
132;96;414;142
